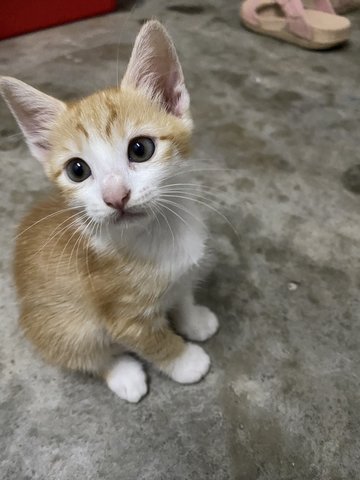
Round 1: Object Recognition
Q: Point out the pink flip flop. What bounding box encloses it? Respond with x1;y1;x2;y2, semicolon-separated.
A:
240;0;350;49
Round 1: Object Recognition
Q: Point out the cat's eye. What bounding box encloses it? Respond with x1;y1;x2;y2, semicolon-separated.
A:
66;158;92;183
128;137;155;163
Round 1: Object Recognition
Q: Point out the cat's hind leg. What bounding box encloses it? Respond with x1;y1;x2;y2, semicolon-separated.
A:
19;307;147;402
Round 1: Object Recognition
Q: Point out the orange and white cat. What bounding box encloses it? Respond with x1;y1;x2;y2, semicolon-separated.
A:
0;20;219;402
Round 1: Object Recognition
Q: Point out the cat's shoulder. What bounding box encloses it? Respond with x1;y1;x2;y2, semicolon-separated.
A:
17;190;67;237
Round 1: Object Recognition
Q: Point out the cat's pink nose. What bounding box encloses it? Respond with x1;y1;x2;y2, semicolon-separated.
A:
102;174;131;211
104;189;131;211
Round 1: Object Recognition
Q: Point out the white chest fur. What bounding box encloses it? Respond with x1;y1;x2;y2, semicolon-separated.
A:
131;204;207;282
90;203;207;315
93;203;207;283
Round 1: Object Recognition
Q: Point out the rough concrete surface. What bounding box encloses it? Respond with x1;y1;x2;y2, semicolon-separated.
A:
1;1;360;479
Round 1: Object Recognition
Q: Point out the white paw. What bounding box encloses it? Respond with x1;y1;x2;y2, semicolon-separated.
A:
106;356;148;403
165;343;210;384
178;305;219;342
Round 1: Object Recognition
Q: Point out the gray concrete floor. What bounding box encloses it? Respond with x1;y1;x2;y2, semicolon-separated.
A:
1;1;360;479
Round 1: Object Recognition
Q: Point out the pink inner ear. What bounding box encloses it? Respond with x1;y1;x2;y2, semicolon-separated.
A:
122;21;190;119
162;70;182;116
144;67;190;118
14;101;63;163
0;77;65;163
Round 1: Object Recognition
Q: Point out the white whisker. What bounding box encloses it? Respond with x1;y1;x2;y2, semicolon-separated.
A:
55;216;88;279
158;197;205;227
16;206;83;239
160;188;222;203
154;202;175;247
160;193;238;235
156;200;192;231
36;211;86;257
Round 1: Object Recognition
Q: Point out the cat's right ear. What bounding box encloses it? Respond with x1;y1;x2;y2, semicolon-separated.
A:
0;77;66;164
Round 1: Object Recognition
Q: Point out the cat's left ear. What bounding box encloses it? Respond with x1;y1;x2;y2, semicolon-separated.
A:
0;77;66;163
122;20;190;121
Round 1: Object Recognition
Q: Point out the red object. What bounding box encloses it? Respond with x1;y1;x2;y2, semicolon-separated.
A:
0;0;117;40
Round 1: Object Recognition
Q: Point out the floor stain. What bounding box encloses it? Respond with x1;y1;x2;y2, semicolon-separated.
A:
270;90;303;107
341;165;360;194
0;128;22;151
211;69;247;87
167;5;205;14
311;65;328;74
235;177;255;192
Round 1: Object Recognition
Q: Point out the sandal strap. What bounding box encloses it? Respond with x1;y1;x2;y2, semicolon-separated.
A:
310;0;335;13
242;0;336;40
276;0;313;39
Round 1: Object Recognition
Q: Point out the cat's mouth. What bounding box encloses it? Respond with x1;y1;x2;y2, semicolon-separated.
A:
110;208;147;224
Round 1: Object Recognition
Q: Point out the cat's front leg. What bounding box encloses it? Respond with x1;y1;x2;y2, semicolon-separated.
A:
105;355;148;403
171;290;219;342
106;318;210;384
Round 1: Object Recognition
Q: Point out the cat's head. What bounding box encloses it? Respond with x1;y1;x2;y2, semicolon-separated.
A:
0;20;192;228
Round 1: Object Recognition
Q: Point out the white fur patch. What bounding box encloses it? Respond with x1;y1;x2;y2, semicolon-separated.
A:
175;305;219;342
106;355;147;403
164;343;210;384
138;207;206;282
93;198;207;284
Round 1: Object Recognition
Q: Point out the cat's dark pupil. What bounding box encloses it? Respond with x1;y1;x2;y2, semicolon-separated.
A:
72;162;84;177
133;142;145;157
127;137;154;163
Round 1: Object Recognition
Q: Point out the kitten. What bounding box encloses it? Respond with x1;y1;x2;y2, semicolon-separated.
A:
0;20;219;403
